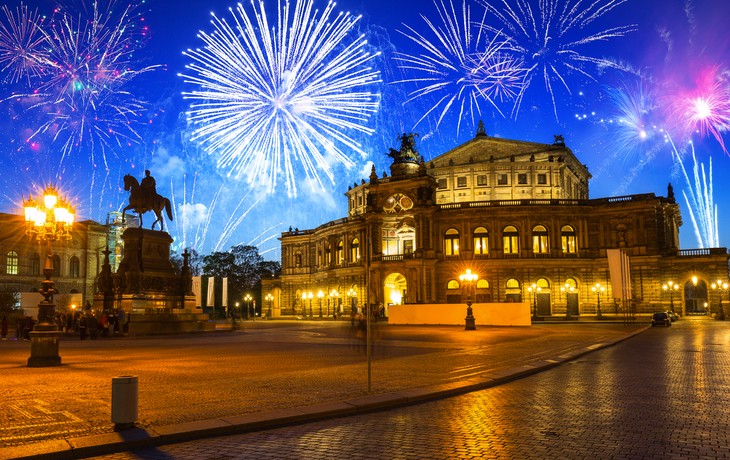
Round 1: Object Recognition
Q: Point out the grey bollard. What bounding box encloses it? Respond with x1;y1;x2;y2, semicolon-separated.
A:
111;375;138;428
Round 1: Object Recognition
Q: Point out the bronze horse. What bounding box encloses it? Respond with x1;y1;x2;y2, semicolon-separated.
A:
122;174;173;231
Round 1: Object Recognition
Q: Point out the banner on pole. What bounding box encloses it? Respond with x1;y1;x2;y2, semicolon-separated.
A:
222;278;228;307
207;276;215;307
192;277;202;307
607;249;632;301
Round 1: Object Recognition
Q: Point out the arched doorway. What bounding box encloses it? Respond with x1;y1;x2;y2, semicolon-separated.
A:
270;288;282;317
684;279;708;314
384;273;407;317
536;278;551;316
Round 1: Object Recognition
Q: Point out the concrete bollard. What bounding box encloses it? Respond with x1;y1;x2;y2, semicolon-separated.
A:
111;375;138;429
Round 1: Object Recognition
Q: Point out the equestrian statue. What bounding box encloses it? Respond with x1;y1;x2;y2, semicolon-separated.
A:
122;170;173;231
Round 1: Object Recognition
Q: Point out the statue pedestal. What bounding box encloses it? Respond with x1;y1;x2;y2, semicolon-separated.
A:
28;329;62;367
95;228;214;334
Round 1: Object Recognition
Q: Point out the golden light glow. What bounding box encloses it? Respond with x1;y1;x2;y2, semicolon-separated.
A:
692;276;698;286
459;269;478;282
317;291;324;298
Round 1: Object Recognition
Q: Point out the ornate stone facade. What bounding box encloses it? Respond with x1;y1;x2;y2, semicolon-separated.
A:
264;132;730;318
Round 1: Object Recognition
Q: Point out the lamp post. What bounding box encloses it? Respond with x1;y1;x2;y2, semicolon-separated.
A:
560;283;575;320
307;292;313;317
235;302;239;319
317;291;324;318
329;290;338;316
459;269;478;330
662;281;679;313
23;184;75;367
591;283;605;318
244;294;252;319
710;280;728;320
527;283;541;320
265;294;273;318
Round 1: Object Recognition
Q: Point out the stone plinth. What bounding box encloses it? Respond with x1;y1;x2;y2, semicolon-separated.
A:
95;228;214;334
27;330;62;367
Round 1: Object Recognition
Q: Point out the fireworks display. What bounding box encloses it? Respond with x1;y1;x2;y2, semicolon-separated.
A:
477;0;637;120
182;0;381;196
0;0;728;256
394;0;525;135
0;0;156;166
671;138;719;249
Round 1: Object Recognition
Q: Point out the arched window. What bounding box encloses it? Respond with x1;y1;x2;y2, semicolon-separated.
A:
325;243;332;266
536;278;550;289
476;279;490;289
30;253;40;276
295;253;302;268
473;227;489;255
351;238;360;262
532;225;549;253
447;280;460;290
503;226;519;254
561;225;577;253
70;256;80;278
317;249;322;267
6;251;18;275
52;255;61;276
565;277;577;289
336;240;344;265
506;278;520;288
444;228;460;256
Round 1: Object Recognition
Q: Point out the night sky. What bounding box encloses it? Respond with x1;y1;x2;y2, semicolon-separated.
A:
1;0;729;260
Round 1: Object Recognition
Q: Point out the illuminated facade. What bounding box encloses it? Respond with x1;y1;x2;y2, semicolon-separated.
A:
263;130;730;318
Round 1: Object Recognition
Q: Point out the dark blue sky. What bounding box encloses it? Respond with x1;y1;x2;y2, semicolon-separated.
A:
1;0;729;257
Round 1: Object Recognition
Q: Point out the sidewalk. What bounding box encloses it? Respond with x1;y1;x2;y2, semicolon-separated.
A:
0;322;649;460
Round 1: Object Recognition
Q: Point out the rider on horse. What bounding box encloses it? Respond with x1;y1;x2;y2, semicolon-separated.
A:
140;170;157;212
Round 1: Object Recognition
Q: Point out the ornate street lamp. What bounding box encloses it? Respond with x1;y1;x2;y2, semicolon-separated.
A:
317;290;324;318
244;294;252;319
710;280;728;320
459;269;478;330
560;283;575;320
23;184;75;367
527;283;541;320
308;291;313;317
265;294;273;318
347;288;357;313
591;283;605;318
662;281;679;313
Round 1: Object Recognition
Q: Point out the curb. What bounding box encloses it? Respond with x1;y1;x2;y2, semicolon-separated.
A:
0;325;650;460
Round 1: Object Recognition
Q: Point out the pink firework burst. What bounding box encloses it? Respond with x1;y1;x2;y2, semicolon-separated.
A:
666;65;730;153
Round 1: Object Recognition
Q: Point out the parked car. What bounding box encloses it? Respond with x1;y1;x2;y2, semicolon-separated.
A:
652;312;671;327
665;311;678;322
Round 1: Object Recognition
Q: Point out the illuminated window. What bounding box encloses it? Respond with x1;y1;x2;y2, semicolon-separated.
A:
503;226;519;254
30;253;40;276
6;251;18;275
336;240;344;265
445;228;460;256
351;238;360;261
473;227;489;255
561;225;577;253
70;256;80;278
536;278;550;289
325;243;331;266
476;279;489;289
447;280;460;290
532;225;549;253
565;277;577;289
506;278;520;288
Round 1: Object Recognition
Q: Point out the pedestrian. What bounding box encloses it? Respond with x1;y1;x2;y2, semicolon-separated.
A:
24;316;34;340
100;313;108;337
117;309;127;334
88;314;98;340
66;313;73;333
109;313;118;335
55;315;63;331
333;310;337;321
16;316;23;340
79;315;88;340
1;316;7;339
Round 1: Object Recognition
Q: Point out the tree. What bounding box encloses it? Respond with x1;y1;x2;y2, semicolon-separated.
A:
202;245;280;318
0;285;20;320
